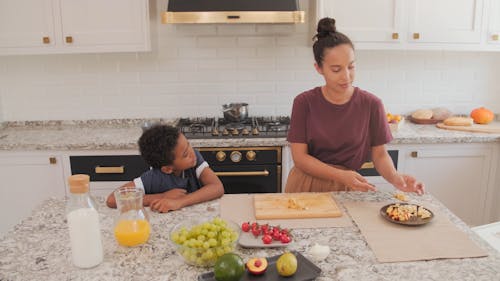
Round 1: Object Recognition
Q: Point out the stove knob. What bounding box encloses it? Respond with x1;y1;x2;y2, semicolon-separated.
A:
246;150;256;161
230;151;242;163
222;128;229;136
241;128;249;135
231;128;239;136
216;151;226;162
212;128;219;136
252;127;260;135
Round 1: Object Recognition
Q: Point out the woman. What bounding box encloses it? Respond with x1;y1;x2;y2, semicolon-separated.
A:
285;17;424;194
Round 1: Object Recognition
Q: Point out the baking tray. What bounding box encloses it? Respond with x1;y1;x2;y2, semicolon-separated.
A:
198;251;321;281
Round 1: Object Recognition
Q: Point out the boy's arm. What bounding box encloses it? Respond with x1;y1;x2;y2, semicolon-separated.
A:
150;167;224;213
105;181;135;208
106;181;188;208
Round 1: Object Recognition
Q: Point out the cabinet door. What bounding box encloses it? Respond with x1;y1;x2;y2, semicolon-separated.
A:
0;154;65;236
487;0;500;44
317;0;405;43
0;0;55;48
408;0;483;44
59;0;149;48
404;146;492;226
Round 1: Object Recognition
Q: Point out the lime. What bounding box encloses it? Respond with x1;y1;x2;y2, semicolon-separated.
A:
213;253;245;281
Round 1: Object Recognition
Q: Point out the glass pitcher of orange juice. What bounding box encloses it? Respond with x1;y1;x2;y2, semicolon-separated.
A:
113;187;151;247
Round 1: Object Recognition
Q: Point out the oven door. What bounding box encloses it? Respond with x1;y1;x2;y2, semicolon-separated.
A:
212;164;281;194
357;150;398;191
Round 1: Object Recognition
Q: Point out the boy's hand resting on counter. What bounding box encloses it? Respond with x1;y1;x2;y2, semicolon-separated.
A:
145;188;187;213
391;174;425;195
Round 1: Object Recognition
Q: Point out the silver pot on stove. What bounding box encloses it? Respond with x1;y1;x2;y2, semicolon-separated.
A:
222;103;248;122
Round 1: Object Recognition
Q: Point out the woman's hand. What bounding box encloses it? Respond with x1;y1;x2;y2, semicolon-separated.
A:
391;173;425;195
339;170;377;192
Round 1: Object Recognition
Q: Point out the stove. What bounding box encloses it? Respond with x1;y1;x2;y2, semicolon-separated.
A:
177;116;290;139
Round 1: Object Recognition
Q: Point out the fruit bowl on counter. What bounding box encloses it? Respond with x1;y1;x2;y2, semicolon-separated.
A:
386;113;404;132
170;217;240;267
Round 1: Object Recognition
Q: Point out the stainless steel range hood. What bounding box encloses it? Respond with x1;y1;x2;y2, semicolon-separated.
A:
162;0;305;24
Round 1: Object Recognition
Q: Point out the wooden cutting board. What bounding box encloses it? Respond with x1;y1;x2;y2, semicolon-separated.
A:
436;122;500;133
253;192;342;219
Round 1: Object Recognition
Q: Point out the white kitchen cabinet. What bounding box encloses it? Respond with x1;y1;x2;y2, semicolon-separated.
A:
316;0;405;44
316;0;494;51
0;152;66;237
486;0;500;44
407;0;483;44
403;143;498;226
282;145;293;192
0;0;56;49
0;0;150;55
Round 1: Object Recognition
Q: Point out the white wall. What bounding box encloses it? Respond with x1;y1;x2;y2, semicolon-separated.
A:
0;1;499;121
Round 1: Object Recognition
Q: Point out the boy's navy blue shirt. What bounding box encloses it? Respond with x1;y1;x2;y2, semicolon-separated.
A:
133;150;209;194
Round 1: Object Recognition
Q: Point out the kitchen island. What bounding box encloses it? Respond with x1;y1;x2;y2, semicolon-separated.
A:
1;191;499;281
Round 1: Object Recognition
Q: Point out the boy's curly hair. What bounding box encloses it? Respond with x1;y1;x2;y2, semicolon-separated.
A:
138;125;180;169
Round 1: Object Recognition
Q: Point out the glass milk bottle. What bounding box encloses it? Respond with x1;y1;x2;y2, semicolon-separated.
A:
66;174;104;268
113;187;151;247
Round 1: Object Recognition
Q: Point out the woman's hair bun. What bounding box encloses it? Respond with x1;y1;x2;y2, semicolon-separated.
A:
316;17;337;39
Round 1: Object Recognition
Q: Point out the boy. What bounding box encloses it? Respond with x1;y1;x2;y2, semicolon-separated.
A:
106;125;224;213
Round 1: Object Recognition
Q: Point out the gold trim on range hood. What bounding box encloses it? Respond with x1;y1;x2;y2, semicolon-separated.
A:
161;11;305;24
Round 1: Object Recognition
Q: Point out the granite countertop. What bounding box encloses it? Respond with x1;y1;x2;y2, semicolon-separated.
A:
0;119;500;151
0;192;499;281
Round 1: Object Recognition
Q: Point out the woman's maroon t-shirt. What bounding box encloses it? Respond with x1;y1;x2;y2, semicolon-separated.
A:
287;86;393;170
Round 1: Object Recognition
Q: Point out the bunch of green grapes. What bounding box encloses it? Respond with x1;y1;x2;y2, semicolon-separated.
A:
171;217;239;266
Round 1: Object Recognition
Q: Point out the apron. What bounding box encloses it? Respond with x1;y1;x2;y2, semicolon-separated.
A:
284;166;350;193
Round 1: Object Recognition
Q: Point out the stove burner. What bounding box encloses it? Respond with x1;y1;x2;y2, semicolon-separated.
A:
190;123;205;133
178;116;289;139
224;123;245;131
267;124;286;132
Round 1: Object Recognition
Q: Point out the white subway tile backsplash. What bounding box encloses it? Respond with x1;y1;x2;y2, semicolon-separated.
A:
237;58;275;70
197;37;237;48
216;47;256;58
256;47;295;57
1;4;500;121
237;36;276;47
217;24;257;36
197;58;235;70
257;70;295;81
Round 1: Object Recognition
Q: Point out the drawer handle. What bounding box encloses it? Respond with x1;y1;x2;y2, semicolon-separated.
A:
360;161;374;169
95;166;124;174
214;170;269;177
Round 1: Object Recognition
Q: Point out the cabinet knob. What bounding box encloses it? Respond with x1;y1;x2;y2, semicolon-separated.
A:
411;151;418;158
413;33;420;40
42;37;50;44
492;34;499;41
392;32;399;40
65;36;73;43
49;157;57;164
